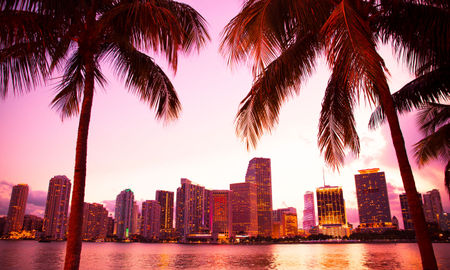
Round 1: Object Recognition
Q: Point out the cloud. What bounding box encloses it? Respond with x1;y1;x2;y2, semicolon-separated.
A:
101;200;116;216
346;207;359;225
0;181;13;215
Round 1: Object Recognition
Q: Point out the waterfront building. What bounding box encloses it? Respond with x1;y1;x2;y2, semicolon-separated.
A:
439;213;449;231
131;202;139;235
392;216;399;230
22;215;43;232
355;169;393;232
175;178;210;239
141;200;161;240
0;216;7;236
303;191;316;230
245;157;273;237
43;175;71;240
106;216;114;237
423;189;444;224
399;193;422;230
230;182;258;236
6;184;29;232
316;185;350;237
273;207;298;238
82;203;108;241
210;190;232;240
114;189;135;239
156;190;174;236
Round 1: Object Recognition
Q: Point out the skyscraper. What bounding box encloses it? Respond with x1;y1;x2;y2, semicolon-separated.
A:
400;193;422;230
155;190;174;234
210;190;232;239
131;202;139;235
175;178;209;239
316;185;349;237
273;207;298;238
423;189;443;224
43;175;71;240
245;157;273;237
6;184;29;232
303;191;315;230
141;200;161;240
230;182;258;236
114;189;135;239
82;203;108;241
355;169;392;229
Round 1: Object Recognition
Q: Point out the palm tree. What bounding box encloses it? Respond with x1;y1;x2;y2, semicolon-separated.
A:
220;0;448;269
1;0;209;269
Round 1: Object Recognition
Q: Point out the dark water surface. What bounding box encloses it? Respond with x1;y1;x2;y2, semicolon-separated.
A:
1;241;449;269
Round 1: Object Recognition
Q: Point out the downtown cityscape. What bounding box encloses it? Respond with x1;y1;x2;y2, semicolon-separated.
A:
1;158;448;244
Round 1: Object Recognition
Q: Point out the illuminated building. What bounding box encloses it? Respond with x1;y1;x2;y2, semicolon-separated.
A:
131;202;139;235
210;190;232;240
230;182;257;237
106;216;114;237
0;217;7;236
82;203;108;241
141;200;161;240
400;193;422;230
156;190;174;235
316;186;349;238
43;175;71;240
355;169;393;232
303;191;316;230
22;215;43;232
245;157;273;237
439;213;449;231
273;207;298;238
6;184;29;232
175;178;210;239
114;189;135;239
423;189;443;224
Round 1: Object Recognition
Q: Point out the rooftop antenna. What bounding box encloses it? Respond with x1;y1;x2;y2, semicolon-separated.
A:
322;167;326;187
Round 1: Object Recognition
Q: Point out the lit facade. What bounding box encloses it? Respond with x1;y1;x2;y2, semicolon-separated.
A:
114;189;135;239
82;203;108;241
156;190;174;234
22;215;43;232
423;189;443;224
316;186;349;238
355;169;392;230
175;178;210;239
131;202;139;235
399;193;422;230
141;200;161;240
230;182;258;236
273;207;298;238
6;184;29;232
210;190;232;238
303;191;316;230
245;157;273;237
43;175;71;240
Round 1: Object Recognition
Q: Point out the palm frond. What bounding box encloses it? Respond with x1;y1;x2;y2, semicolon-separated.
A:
368;66;450;129
417;103;450;135
318;71;360;170
321;0;389;106
377;1;450;75
106;42;181;121
414;123;450;165
235;33;320;148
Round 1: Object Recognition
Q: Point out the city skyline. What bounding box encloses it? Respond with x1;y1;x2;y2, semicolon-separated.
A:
0;0;448;229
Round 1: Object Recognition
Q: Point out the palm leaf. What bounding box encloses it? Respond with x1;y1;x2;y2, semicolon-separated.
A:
235;33;320;148
369;66;450;129
414;123;450;165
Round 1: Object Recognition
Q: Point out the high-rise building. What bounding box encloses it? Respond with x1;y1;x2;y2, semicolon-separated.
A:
400;193;422;230
316;186;349;237
210;190;232;239
114;189;135;239
273;207;298;238
155;190;174;234
6;184;29;232
131;202;139;235
82;203;108;241
22;215;43;232
175;178;209;239
303;191;316;230
0;216;7;236
355;169;392;230
141;200;161;240
230;182;258;237
245;157;273;237
423;189;443;224
106;216;114;237
43;176;71;240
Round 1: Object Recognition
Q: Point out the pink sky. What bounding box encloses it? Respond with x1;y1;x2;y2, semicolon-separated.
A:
0;0;448;228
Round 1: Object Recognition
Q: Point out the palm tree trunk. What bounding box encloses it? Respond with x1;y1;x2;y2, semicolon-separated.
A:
64;52;95;270
378;88;438;270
